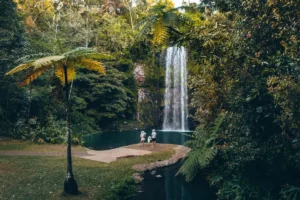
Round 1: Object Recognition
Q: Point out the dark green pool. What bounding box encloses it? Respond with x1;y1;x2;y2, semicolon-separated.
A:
83;130;193;150
133;162;216;200
83;129;216;200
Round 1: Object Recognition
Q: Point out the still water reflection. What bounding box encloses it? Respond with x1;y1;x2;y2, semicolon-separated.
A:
83;130;192;150
133;163;216;200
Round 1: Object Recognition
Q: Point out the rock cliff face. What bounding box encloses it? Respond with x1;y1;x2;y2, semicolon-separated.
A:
133;63;163;128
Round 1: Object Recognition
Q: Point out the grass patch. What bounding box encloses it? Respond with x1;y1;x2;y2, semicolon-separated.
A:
0;149;173;199
0;139;86;152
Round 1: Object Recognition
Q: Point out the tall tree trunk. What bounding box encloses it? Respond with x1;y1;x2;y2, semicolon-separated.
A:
122;0;134;30
63;65;78;195
155;51;161;128
27;83;32;123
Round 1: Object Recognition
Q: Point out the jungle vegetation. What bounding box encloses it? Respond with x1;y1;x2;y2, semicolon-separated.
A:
1;0;300;199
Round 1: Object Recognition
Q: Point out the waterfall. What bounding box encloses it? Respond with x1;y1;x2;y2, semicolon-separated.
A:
162;47;188;131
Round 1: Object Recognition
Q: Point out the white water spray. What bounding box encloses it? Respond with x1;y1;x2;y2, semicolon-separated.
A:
162;47;188;131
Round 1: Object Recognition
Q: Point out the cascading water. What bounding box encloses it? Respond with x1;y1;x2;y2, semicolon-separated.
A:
162;47;188;131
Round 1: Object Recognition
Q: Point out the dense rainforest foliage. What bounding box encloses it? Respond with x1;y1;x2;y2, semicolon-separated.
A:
0;0;153;143
178;1;300;200
1;0;300;199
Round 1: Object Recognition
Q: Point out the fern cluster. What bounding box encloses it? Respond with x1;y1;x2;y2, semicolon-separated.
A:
179;113;226;181
135;1;181;46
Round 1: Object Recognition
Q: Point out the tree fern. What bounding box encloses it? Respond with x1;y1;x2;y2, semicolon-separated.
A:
135;1;182;46
5;47;110;194
179;112;226;181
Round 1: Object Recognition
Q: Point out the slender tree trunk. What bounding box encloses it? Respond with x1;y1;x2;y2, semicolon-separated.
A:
122;0;134;30
155;51;161;128
27;84;32;123
63;65;78;195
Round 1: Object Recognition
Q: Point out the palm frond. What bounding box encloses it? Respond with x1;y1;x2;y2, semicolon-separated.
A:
63;47;96;58
55;65;77;84
135;16;158;40
32;56;65;70
6;63;32;76
19;66;50;86
152;18;169;45
14;53;54;64
79;58;106;74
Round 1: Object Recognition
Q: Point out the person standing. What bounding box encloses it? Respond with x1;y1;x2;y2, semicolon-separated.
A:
147;136;152;145
140;131;146;146
151;129;157;147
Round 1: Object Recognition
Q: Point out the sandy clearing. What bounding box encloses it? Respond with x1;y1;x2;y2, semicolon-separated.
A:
79;147;153;163
0;143;179;163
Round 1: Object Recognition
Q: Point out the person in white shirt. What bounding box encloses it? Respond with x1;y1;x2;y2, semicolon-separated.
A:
151;129;157;147
147;136;152;144
140;131;146;146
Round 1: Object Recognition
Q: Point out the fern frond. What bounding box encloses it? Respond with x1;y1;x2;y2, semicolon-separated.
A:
32;56;65;70
152;18;168;46
55;65;77;84
280;185;300;200
63;47;96;58
135;16;152;30
79;58;106;74
6;63;32;76
177;150;200;181
198;148;217;167
55;66;64;84
15;53;53;64
19;66;49;86
179;112;226;182
179;147;217;182
210;112;226;136
135;16;158;40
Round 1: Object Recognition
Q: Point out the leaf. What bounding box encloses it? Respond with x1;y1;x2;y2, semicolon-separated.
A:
14;53;53;64
63;47;96;59
55;65;77;84
152;18;168;46
179;113;226;181
19;66;50;86
79;58;106;74
32;56;65;70
5;63;32;76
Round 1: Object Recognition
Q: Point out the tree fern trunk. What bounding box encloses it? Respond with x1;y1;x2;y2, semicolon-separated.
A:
63;65;78;195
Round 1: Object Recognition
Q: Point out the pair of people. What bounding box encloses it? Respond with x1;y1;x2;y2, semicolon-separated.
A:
140;129;157;147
